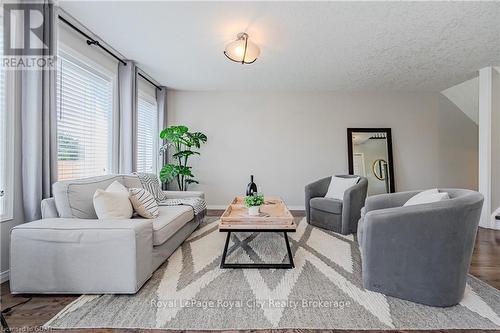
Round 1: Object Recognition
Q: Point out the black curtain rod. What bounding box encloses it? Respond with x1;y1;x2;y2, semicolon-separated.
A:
58;15;126;66
58;15;162;91
138;72;162;91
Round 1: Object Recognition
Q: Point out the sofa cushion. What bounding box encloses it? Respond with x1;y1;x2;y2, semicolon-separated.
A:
153;206;194;246
53;175;142;219
11;217;152;232
310;197;343;214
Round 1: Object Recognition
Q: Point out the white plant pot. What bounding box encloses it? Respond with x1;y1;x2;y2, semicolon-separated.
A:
248;206;260;216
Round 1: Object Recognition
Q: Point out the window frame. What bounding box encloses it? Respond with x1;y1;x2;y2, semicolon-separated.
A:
136;88;159;174
56;44;118;180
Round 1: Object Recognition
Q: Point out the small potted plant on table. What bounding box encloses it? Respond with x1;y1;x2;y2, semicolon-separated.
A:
244;193;264;216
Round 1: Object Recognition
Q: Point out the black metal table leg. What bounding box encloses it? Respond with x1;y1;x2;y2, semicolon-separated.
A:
220;231;231;268
219;231;295;269
283;232;295;268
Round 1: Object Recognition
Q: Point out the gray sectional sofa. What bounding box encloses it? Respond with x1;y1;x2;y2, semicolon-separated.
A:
10;174;205;294
358;189;483;307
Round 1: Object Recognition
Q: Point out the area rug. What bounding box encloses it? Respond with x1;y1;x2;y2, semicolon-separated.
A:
45;217;500;330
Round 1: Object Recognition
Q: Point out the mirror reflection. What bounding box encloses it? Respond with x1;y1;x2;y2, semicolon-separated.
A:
348;129;394;195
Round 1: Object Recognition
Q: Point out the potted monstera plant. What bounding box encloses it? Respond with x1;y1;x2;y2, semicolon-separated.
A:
159;125;207;191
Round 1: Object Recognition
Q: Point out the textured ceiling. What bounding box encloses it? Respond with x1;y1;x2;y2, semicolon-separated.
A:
59;1;500;91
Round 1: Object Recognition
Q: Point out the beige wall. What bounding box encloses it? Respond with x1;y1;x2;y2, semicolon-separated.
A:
167;91;478;209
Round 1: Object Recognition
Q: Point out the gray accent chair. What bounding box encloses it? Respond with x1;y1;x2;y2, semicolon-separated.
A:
358;189;483;307
305;175;368;234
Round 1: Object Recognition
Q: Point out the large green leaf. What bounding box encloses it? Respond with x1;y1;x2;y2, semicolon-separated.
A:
191;132;207;142
159;164;178;183
186;132;208;148
159;125;189;144
185;179;199;184
173;150;200;158
177;166;194;177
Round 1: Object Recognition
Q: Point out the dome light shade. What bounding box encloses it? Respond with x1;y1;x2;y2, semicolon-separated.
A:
224;33;260;64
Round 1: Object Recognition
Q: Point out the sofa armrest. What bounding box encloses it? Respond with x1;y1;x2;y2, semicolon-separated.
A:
305;177;331;222
305;177;331;199
341;178;368;234
162;190;204;200
41;198;58;218
10;218;153;294
364;190;420;213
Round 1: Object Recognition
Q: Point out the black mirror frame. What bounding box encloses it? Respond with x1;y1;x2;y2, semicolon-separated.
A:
347;128;396;193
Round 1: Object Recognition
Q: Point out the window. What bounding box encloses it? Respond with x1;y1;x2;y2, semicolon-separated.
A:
136;91;158;173
56;51;114;180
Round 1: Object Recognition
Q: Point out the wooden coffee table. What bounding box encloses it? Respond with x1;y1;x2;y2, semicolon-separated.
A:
218;196;296;269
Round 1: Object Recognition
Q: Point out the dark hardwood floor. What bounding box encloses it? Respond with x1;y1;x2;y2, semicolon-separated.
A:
1;211;499;333
470;225;500;289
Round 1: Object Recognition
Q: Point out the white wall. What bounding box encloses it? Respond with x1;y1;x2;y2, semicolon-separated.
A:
442;76;479;124
167;91;478;209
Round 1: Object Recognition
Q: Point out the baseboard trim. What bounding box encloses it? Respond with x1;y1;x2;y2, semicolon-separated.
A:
207;205;230;210
0;269;9;283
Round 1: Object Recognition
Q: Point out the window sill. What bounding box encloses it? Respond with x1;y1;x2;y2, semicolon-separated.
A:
0;215;14;223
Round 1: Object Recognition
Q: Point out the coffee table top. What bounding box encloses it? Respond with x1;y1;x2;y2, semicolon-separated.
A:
219;196;296;231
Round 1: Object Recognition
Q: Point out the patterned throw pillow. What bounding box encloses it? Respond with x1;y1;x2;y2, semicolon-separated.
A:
134;172;168;202
129;188;159;219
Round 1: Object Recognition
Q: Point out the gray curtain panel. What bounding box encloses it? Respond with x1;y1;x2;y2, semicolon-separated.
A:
157;87;167;135
118;60;138;173
157;87;168;182
21;1;58;221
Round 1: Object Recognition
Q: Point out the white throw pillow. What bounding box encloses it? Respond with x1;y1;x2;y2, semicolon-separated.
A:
129;188;159;219
93;181;133;219
325;176;360;201
106;180;129;194
404;189;449;206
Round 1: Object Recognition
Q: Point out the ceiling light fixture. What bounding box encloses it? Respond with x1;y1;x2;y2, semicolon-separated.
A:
224;32;260;64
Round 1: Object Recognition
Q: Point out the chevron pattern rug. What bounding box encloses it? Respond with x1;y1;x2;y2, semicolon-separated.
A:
45;217;500;330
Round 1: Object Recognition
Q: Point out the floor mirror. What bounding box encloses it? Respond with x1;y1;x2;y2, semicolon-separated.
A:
347;128;395;195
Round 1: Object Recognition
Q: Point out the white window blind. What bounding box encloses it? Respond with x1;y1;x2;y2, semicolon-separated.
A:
137;92;158;173
56;51;113;180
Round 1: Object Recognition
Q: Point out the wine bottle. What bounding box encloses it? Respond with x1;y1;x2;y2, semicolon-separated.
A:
246;175;258;196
